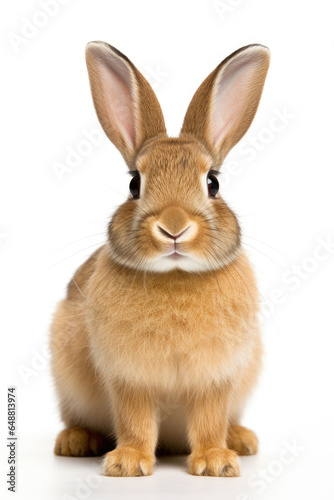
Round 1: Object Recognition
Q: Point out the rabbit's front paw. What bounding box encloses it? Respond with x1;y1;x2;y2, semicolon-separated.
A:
188;448;240;477
103;446;154;477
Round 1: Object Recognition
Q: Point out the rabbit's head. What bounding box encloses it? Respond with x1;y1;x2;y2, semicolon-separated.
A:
86;42;270;272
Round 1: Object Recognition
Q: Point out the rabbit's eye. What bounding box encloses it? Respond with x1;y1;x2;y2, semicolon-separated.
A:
129;173;140;199
207;174;219;197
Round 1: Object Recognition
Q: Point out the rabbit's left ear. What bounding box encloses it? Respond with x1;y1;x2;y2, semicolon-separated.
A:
181;44;270;166
85;42;166;167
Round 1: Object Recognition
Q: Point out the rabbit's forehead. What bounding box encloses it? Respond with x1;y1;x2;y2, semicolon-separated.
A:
135;139;212;179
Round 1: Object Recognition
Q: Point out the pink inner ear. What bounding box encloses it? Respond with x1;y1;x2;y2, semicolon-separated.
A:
98;54;137;149
211;54;259;147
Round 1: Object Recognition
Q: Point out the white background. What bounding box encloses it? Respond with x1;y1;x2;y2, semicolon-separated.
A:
1;0;334;498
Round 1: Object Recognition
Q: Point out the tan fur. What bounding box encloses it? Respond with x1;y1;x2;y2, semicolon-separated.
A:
51;42;270;477
227;424;259;456
54;427;106;457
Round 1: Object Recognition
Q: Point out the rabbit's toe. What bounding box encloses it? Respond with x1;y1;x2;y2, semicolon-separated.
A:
188;448;240;477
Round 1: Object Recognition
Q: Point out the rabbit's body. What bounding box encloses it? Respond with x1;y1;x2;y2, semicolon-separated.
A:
51;42;270;476
52;245;261;451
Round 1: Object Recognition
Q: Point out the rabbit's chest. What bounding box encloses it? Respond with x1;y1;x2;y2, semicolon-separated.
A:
87;253;259;390
92;292;255;390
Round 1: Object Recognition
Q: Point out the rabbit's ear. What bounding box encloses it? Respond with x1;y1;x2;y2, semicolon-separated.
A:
181;44;270;166
86;42;166;166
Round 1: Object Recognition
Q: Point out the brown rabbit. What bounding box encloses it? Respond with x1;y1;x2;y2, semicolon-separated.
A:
51;41;270;477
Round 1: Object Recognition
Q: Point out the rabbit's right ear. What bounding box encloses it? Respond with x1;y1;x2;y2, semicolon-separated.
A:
181;44;270;167
85;42;167;166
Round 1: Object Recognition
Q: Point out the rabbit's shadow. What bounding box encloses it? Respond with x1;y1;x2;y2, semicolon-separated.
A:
156;453;187;470
53;452;187;475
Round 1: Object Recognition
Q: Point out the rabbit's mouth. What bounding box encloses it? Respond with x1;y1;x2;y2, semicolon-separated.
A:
167;251;184;261
164;241;189;261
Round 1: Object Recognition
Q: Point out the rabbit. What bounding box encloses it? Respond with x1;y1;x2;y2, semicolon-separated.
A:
50;41;270;477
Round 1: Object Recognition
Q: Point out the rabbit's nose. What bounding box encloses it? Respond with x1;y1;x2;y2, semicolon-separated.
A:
157;225;190;240
156;206;189;239
155;206;197;243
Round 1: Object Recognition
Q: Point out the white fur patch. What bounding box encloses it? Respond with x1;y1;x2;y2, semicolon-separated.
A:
141;253;212;273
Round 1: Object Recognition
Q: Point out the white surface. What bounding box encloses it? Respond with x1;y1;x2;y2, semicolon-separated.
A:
8;426;334;500
1;0;334;498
